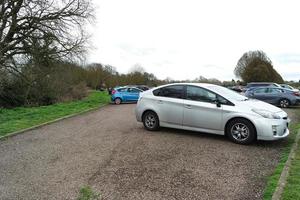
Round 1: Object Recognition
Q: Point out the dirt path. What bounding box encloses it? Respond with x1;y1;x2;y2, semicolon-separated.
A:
0;104;293;200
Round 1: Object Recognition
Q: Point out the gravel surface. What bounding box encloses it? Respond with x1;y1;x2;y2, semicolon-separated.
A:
0;104;293;200
284;106;300;124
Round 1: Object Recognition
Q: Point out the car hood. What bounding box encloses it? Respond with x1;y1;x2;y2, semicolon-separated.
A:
236;98;283;113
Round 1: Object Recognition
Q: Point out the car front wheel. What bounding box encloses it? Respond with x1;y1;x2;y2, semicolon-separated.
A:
142;111;159;131
226;118;256;144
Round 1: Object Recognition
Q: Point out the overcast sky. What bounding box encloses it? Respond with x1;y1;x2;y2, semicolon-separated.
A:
87;0;300;81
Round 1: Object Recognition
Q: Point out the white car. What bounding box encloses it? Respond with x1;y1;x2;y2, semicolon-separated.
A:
135;83;290;144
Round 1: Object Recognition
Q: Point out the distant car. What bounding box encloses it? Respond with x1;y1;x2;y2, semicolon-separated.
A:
280;84;300;92
230;85;244;93
245;87;300;108
136;83;290;144
244;82;281;92
111;87;143;104
125;85;150;91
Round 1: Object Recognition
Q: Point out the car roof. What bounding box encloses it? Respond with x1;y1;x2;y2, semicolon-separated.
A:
247;82;275;84
249;86;293;92
116;86;143;91
154;82;219;90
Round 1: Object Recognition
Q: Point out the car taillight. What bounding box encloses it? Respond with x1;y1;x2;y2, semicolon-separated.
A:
112;90;116;95
293;92;300;96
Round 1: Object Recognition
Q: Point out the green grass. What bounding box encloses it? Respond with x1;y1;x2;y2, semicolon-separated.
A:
0;91;110;137
263;125;298;200
263;109;300;200
77;186;100;200
281;124;300;200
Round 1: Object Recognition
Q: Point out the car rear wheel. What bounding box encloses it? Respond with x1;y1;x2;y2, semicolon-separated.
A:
143;111;159;131
114;98;122;105
226;118;256;145
279;99;290;108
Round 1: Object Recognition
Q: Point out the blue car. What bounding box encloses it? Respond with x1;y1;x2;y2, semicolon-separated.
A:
111;87;143;104
245;86;300;108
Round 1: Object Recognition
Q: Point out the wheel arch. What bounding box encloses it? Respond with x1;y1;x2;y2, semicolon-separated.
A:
142;109;159;121
113;96;123;101
278;98;291;107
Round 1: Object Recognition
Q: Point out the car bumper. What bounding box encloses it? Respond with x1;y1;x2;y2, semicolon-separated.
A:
135;104;143;122
256;117;290;141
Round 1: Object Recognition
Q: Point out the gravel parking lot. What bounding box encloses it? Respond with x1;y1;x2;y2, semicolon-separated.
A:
0;104;293;200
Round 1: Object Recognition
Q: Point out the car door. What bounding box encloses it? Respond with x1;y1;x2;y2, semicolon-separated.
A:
183;85;223;131
126;88;141;101
265;88;283;104
152;85;184;126
252;88;268;101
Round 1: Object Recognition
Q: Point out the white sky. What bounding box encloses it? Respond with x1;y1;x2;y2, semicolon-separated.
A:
87;0;300;81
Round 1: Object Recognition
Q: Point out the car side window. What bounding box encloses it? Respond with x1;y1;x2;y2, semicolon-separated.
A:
117;88;127;92
153;85;184;99
186;86;217;103
128;88;140;93
153;88;161;96
217;95;231;105
253;88;267;94
133;88;141;93
267;88;283;94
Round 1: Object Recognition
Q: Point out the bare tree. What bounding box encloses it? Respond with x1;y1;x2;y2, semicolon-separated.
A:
0;0;94;76
128;63;145;74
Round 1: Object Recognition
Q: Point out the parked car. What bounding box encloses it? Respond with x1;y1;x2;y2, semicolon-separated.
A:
111;87;143;104
135;83;290;144
230;85;244;93
243;82;280;92
280;84;300;92
125;85;150;91
245;87;300;108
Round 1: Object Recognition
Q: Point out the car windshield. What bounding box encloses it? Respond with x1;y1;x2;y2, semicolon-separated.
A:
207;85;248;101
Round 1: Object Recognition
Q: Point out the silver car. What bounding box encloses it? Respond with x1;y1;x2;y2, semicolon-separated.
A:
135;83;290;144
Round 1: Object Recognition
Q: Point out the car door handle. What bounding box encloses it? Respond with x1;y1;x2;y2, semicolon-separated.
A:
158;100;163;104
184;104;192;109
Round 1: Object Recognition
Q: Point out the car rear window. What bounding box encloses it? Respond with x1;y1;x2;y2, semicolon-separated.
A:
153;85;184;99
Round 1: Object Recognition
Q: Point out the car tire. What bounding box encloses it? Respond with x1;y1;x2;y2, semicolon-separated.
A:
279;99;290;108
142;111;160;131
226;118;256;145
114;98;122;105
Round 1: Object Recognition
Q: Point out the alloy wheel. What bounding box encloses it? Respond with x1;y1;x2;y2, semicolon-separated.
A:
145;114;157;129
230;123;250;142
279;99;289;108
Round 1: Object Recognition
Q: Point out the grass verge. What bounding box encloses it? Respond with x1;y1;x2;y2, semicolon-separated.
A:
77;186;100;200
0;91;110;137
281;123;300;200
263;108;300;200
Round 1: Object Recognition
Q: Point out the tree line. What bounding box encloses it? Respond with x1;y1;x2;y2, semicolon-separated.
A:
0;0;287;108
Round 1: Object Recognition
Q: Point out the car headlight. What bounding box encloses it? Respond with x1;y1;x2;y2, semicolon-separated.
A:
252;109;281;119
